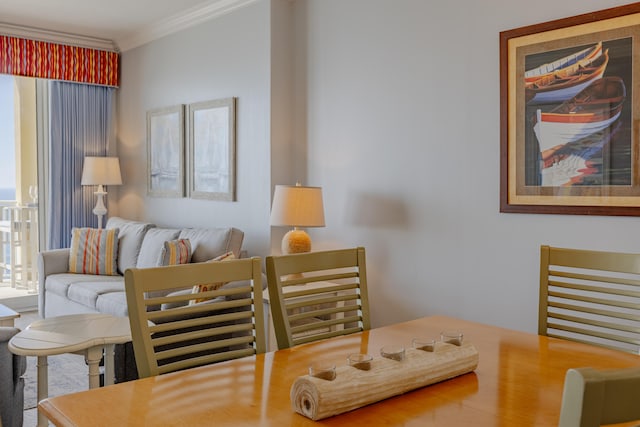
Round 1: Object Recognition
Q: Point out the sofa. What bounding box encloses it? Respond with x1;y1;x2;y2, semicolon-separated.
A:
37;216;257;382
0;327;26;427
38;216;246;318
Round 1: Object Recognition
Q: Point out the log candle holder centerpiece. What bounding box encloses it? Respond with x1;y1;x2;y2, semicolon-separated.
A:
290;341;479;421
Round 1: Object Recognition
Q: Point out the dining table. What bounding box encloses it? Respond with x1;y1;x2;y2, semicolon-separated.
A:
38;315;640;426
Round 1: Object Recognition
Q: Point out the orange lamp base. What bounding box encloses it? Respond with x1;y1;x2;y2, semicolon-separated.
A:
282;229;311;254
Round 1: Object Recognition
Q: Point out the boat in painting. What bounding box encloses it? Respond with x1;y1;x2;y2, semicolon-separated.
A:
540;120;622;187
525;47;609;104
533;76;626;153
524;42;602;83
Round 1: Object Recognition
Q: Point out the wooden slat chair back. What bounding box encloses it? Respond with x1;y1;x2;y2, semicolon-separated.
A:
559;366;640;427
265;247;371;350
539;245;640;354
124;257;265;378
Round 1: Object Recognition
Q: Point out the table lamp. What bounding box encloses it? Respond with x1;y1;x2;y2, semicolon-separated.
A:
270;183;325;254
81;156;122;229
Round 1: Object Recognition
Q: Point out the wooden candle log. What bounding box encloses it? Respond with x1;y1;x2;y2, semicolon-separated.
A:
290;341;479;421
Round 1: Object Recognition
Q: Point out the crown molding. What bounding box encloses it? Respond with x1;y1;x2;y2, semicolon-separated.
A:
0;22;118;52
116;0;259;52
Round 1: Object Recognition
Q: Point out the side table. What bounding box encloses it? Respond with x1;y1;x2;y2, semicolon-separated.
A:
0;303;20;326
8;313;132;427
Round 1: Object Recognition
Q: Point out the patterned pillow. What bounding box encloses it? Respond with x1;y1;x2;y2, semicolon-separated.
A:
190;251;236;305
159;239;192;266
68;227;120;276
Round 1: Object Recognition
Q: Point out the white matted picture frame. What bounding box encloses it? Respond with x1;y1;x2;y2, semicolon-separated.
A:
147;105;185;197
187;97;236;201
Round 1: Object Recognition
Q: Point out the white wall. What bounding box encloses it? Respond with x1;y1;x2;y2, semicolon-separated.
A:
296;0;640;332
116;1;272;257
117;0;640;334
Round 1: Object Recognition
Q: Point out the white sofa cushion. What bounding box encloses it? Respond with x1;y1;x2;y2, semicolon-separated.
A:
106;217;156;274
178;227;244;262
67;281;125;309
44;273;124;315
95;292;129;317
45;273;122;299
136;228;181;268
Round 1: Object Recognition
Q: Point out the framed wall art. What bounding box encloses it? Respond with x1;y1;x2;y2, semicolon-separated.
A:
147;105;185;197
187;97;236;201
500;3;640;215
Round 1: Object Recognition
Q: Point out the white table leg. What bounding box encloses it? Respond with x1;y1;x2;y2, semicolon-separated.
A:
36;355;48;427
85;347;103;389
9;210;16;288
20;219;28;289
104;343;115;386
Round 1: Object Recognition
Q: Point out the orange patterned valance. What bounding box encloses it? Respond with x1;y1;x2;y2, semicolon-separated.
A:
0;35;119;87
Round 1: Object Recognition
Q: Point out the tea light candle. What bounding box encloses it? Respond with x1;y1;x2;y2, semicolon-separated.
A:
441;330;464;346
348;353;373;370
380;345;405;361
308;363;336;381
412;338;436;352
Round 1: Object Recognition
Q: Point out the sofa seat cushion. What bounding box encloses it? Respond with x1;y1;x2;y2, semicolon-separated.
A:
45;273;120;297
67;281;125;310
178;227;244;262
45;273;124;311
95;292;129;317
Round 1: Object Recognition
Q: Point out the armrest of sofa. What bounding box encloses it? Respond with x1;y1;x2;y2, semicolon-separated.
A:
38;248;70;317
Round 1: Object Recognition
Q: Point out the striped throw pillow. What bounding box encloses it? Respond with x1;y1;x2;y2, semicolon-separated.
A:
159;239;192;266
69;227;120;276
190;251;236;305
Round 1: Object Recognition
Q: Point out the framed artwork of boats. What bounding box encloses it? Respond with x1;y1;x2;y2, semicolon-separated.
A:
147;105;185;198
500;3;640;216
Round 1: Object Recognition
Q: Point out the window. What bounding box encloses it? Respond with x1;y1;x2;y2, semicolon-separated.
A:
0;75;40;299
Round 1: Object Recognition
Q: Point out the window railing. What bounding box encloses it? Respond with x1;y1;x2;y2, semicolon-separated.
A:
0;200;39;293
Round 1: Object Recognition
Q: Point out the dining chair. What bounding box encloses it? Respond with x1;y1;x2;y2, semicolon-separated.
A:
538;245;640;354
558;366;640;427
124;257;265;378
265;247;371;350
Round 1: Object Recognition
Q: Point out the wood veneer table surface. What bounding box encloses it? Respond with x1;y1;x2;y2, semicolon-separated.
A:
39;315;640;426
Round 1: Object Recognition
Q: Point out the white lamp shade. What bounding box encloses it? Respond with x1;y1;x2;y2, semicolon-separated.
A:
270;185;325;227
81;157;123;186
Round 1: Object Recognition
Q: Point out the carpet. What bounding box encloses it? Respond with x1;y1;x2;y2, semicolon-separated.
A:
23;352;88;410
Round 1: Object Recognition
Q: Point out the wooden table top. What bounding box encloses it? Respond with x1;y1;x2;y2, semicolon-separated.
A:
39;315;640;426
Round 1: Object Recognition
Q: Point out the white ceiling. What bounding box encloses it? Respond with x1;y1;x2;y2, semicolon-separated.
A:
0;0;254;51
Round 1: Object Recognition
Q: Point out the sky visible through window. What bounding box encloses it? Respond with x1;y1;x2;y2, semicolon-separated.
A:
0;74;16;200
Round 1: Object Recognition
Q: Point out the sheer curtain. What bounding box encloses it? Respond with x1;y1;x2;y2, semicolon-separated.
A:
48;81;116;249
